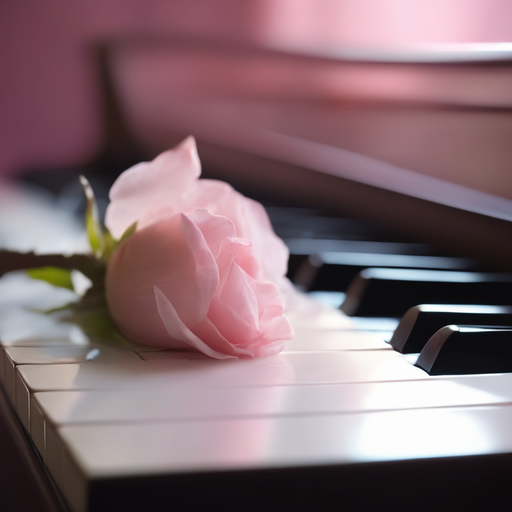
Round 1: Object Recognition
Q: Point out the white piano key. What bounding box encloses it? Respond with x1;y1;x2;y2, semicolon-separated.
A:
136;331;392;360
0;336;87;349
307;291;346;308
285;305;355;330
56;403;512;512
283;329;392;351
7;345;141;431
17;351;427;399
33;374;512;429
136;350;212;361
17;351;425;441
5;345;141;365
55;405;512;484
348;317;400;331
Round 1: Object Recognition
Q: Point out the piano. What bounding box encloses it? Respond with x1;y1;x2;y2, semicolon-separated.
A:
2;39;512;512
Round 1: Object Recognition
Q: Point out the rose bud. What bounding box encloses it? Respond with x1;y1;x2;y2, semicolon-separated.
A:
104;137;294;358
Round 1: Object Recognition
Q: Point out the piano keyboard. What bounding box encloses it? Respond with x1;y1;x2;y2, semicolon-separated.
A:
2;200;512;512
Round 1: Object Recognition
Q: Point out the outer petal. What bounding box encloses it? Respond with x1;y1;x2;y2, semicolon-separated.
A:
250;339;287;358
190;315;255;358
105;214;219;345
105;136;201;239
154;286;234;360
191;180;289;283
240;198;290;284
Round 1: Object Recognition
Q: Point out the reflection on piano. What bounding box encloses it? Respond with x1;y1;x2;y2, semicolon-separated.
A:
2;40;512;512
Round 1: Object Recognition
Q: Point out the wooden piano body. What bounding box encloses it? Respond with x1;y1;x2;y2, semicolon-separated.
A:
2;40;512;511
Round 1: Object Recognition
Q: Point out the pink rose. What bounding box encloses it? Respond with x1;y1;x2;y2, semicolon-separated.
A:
104;137;294;358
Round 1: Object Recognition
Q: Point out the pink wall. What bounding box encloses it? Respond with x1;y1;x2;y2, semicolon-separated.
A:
0;0;263;177
1;0;511;177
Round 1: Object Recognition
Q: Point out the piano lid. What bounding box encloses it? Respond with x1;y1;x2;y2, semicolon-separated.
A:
96;36;512;270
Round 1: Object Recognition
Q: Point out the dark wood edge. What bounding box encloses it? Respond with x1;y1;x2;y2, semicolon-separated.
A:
87;451;512;512
0;377;70;512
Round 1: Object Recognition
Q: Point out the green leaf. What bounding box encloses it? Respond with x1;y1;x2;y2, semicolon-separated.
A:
101;222;137;263
27;267;74;290
80;175;104;258
101;228;117;262
67;305;131;346
61;294;133;347
40;281;133;348
119;222;137;244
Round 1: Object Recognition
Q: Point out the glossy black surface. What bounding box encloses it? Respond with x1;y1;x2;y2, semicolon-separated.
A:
340;268;512;317
294;251;477;292
416;325;512;375
390;304;512;353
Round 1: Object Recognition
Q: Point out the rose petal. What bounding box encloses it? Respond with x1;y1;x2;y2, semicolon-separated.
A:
220;263;259;330
154;286;234;359
192;180;289;283
179;213;220;322
106;214;219;338
105;136;200;239
188;208;237;259
208;263;259;342
245;275;286;322
216;236;260;283
207;238;294;351
155;285;256;359
240;198;290;284
251;339;287;358
192;316;255;358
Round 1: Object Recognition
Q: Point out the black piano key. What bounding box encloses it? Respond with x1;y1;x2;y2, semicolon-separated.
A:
390;304;512;354
284;238;433;256
416;325;512;375
293;251;477;291
264;205;439;283
340;268;512;317
266;207;378;241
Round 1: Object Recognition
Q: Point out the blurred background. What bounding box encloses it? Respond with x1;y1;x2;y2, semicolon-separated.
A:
1;0;512;265
3;4;512;509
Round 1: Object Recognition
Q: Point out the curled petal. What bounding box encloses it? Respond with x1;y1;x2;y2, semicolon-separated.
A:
208;263;259;342
105;136;200;239
188;208;237;260
180;213;220;322
245;275;287;323
192;180;289;283
154;286;234;359
216;236;259;283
